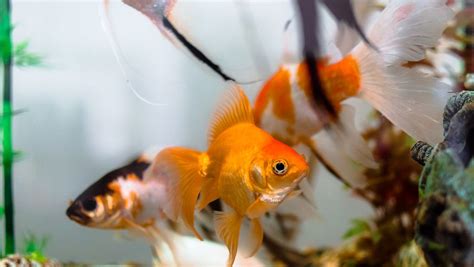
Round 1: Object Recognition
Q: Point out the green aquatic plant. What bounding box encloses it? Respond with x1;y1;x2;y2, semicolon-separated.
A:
1;0;15;255
0;0;42;255
13;41;42;67
23;233;49;263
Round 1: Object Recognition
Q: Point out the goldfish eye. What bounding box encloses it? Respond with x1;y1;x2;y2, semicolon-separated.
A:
82;198;97;211
272;160;288;176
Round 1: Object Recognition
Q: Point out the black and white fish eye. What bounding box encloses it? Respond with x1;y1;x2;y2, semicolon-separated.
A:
272;159;289;176
82;197;97;211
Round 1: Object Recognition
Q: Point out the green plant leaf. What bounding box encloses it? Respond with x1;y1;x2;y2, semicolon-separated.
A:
342;218;371;240
13;41;42;67
427;241;445;251
0;206;4;218
23;233;49;263
371;230;382;244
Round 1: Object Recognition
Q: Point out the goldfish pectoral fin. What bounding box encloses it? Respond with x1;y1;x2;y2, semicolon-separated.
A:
214;210;244;267
246;198;279;219
196;178;220;211
242;218;264;258
208;86;254;144
152;147;205;240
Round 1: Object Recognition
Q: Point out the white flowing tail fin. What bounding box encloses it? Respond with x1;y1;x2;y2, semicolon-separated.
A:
365;0;454;65
352;0;454;145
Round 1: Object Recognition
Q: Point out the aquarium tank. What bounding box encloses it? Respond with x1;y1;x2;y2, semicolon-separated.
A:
1;0;473;266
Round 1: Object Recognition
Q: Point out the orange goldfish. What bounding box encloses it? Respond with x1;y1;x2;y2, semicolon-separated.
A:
145;86;309;266
254;0;454;187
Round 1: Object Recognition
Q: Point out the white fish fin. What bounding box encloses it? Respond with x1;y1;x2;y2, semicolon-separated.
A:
149;224;181;267
325;41;343;64
145;147;204;240
315;104;377;172
362;0;454;65
276;195;320;221
334;0;379;55
121;220;170;265
310;128;369;189
122;0;177;44
336;104;378;168
214;210;244;267
286;189;302;200
353;44;451;144
297;178;317;210
208;85;254;144
351;0;453;144
100;0;168;106
334;23;360;56
121;0;236;82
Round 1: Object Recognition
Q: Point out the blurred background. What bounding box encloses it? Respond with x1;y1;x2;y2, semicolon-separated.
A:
7;0;373;263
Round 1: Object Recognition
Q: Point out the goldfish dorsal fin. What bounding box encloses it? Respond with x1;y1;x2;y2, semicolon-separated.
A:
208;86;254;144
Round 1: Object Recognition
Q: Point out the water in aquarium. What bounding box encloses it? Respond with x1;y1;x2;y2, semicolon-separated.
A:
1;0;474;266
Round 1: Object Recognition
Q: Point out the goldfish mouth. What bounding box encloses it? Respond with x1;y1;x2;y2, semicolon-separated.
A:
260;191;289;203
261;173;307;204
66;206;90;225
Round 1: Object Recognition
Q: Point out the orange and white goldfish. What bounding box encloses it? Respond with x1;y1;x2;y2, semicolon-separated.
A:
145;86;309;266
254;0;454;187
66;154;183;265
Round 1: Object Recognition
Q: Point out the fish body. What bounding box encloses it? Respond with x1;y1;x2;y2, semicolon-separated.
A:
254;0;454;186
147;86;309;266
66;157;158;229
255;56;360;145
66;155;184;265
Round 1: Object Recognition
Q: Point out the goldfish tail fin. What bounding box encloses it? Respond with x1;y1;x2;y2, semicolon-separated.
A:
362;0;454;65
147;147;207;240
214;210;244;267
352;0;453;144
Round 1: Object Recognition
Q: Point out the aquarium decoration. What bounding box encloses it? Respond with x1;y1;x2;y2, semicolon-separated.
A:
411;91;474;266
